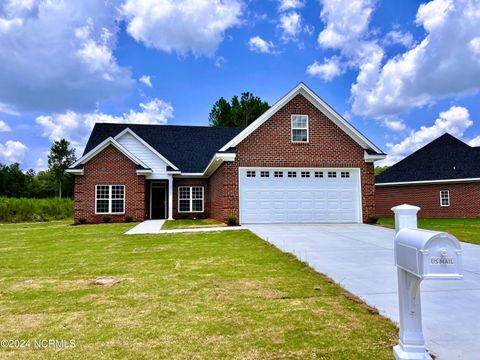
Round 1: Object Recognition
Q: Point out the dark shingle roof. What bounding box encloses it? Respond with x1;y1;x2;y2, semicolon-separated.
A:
376;133;480;184
84;123;243;173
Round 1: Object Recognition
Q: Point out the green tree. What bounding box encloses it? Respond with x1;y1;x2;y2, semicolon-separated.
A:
48;139;76;198
209;92;270;128
375;166;390;176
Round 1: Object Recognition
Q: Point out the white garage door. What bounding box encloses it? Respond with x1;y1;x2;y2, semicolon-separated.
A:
239;168;361;224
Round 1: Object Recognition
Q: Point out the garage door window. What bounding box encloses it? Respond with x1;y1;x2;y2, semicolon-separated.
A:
315;171;323;178
246;171;256;177
95;185;125;214
328;171;337;178
440;190;450;207
260;171;270;177
288;171;297;178
341;171;350;178
301;171;310;178
179;186;204;212
274;171;283;177
291;115;308;142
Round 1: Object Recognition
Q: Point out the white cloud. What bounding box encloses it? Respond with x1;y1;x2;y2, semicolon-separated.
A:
278;12;302;41
306;56;344;81
468;136;480;146
278;0;304;11
383;30;414;48
318;0;375;50
312;0;382;82
248;36;275;54
0;140;28;164
383;119;406;132
351;0;480;117
380;106;473;165
121;0;243;57
0;0;133;113
0;119;11;132
139;75;153;88
36;98;174;153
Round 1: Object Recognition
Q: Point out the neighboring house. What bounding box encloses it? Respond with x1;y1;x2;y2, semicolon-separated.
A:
67;82;386;224
376;133;480;218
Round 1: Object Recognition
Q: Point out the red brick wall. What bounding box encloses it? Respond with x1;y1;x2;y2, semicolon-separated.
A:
376;183;480;218
74;145;146;223
172;178;210;219
209;164;225;221
214;93;376;223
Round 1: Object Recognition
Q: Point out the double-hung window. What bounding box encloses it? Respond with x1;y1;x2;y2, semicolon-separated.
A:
440;190;450;207
291;115;308;142
179;186;204;212
95;185;125;214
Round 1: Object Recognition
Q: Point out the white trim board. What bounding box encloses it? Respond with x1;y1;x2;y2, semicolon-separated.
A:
220;82;384;155
375;178;480;186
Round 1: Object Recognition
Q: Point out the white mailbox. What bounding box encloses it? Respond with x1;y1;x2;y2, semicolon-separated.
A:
395;228;463;280
391;204;463;360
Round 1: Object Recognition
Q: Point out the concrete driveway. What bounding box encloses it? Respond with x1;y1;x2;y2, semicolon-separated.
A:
245;224;480;360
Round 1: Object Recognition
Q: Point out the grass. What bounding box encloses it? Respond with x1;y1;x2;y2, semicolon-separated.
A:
378;217;480;245
162;218;226;230
0;221;397;359
0;197;73;223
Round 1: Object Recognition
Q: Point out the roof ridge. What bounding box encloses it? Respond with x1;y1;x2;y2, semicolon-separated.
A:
93;122;244;130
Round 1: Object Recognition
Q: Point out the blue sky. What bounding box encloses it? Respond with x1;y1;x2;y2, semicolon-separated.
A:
0;0;479;170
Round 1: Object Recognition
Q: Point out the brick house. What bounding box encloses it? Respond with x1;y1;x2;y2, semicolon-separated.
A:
67;83;386;224
376;133;480;218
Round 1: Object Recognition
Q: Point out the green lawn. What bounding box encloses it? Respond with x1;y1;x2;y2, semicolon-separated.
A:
162;218;226;230
0;221;397;359
378;217;480;245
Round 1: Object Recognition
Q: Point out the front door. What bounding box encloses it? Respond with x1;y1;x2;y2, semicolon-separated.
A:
151;184;166;219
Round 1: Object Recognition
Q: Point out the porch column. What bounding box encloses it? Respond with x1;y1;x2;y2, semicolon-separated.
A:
168;176;173;220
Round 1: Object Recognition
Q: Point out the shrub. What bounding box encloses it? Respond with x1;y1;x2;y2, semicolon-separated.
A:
368;215;380;224
125;215;134;223
180;213;188;220
0;197;74;223
226;215;238;226
78;217;87;224
102;215;112;223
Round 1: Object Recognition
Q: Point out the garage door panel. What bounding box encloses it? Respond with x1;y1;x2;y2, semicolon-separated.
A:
240;168;360;224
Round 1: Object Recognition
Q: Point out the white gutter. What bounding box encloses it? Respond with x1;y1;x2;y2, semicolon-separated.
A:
375;178;480;186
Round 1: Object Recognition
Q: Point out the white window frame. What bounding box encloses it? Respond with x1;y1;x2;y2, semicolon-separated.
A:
178;186;204;213
291;115;309;143
440;190;450;207
95;185;125;214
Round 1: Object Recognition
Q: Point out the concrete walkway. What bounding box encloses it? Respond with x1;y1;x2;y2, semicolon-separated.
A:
125;220;243;235
246;223;480;360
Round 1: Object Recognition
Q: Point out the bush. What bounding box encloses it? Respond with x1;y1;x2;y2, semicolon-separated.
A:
102;215;112;223
368;215;380;224
0;197;74;223
78;217;87;224
226;215;238;226
180;213;188;220
125;215;134;223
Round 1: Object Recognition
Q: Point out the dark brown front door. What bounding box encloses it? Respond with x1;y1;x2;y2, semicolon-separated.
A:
151;185;166;219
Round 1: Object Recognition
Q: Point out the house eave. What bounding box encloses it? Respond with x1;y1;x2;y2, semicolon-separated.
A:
65;168;84;175
364;151;387;162
375;177;480;186
203;152;236;177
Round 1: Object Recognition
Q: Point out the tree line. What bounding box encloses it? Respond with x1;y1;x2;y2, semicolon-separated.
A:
0;139;76;198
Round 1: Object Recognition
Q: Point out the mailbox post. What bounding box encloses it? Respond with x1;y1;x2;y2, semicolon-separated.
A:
391;204;463;360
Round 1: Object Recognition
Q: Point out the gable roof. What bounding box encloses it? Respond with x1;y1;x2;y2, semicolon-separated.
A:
220;82;385;156
376;133;480;185
82;123;243;173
